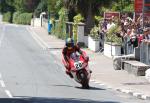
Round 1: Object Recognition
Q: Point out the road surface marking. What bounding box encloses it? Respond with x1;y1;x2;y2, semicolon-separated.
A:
5;90;13;98
0;80;6;88
0;73;2;78
27;27;49;49
26;27;46;49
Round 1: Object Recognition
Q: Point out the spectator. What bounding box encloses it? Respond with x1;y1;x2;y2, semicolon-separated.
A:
143;28;150;40
107;18;115;30
101;19;107;32
130;28;138;48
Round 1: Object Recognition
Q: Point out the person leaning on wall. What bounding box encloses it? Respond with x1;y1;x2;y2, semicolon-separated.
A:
142;28;150;43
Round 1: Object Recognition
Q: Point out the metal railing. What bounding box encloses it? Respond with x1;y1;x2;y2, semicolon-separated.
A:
140;41;150;65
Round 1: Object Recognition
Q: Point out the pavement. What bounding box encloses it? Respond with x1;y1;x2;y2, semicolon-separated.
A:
29;26;150;100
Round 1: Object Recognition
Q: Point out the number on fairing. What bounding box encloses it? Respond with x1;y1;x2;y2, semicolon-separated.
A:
74;62;82;69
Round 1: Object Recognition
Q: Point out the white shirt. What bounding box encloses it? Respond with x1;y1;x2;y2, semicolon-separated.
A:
107;22;115;30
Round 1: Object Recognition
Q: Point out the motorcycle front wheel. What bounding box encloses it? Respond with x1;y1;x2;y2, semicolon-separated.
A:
77;70;90;89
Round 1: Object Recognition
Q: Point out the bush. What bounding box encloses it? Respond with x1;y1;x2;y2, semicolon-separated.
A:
12;12;32;25
106;25;122;45
2;12;12;23
73;14;84;43
52;8;67;39
12;12;21;24
90;26;99;40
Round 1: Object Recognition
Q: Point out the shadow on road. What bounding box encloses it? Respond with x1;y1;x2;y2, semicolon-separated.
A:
75;86;106;90
52;84;74;88
52;85;106;90
0;97;120;103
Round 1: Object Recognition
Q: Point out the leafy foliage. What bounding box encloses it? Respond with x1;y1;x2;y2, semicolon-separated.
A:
0;0;15;13
106;24;122;45
2;11;12;22
12;11;20;23
52;7;67;39
35;0;47;17
13;0;40;12
47;0;57;14
90;26;99;40
12;12;32;25
73;14;84;42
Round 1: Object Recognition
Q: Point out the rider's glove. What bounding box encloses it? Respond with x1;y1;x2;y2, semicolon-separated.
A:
84;56;89;62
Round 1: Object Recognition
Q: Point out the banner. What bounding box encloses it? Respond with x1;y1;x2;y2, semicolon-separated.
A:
134;0;143;12
104;12;120;19
144;0;150;12
145;0;150;3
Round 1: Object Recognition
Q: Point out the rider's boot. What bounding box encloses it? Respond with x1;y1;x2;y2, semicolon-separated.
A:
65;70;73;78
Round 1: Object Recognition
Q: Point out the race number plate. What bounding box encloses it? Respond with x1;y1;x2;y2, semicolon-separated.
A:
74;61;83;70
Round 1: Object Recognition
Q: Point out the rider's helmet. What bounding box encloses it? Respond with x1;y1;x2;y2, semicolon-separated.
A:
66;38;74;49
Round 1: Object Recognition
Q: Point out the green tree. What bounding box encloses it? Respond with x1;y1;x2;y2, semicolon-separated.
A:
35;0;48;17
14;0;40;12
0;0;15;13
47;0;57;14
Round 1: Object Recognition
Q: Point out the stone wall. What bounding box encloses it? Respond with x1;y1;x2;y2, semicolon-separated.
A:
31;18;41;27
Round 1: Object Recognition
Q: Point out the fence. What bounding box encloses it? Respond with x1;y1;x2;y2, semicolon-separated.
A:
140;41;150;65
122;37;135;55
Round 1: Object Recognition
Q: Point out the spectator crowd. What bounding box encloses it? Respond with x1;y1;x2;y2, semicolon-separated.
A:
99;13;150;55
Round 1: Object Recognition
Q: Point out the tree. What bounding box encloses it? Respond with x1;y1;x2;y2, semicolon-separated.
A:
35;0;47;17
0;0;15;13
47;0;57;14
64;0;103;33
14;0;40;12
64;0;133;33
25;0;40;12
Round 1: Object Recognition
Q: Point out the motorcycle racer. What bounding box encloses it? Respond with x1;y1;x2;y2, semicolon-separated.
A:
62;38;89;78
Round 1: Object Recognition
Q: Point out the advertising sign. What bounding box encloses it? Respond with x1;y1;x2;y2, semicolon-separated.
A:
144;0;150;12
104;12;120;19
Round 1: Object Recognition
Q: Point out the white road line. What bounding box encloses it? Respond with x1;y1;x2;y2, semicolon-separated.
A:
26;27;46;49
93;81;101;84
31;33;45;48
0;80;6;88
27;27;49;49
5;90;13;98
0;73;2;79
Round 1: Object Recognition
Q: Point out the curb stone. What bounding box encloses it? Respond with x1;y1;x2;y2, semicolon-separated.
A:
91;80;150;100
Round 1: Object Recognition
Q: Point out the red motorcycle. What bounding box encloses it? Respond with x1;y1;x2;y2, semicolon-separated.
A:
62;51;91;89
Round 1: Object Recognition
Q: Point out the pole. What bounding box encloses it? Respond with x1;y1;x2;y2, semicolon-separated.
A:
111;34;113;56
142;0;145;29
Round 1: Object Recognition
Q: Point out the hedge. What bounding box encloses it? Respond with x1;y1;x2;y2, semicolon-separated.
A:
13;12;33;25
2;12;12;23
12;12;21;24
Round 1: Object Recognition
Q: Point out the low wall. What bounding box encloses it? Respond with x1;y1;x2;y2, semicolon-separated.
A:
84;36;88;47
0;14;2;23
31;18;41;27
104;42;121;58
42;19;48;30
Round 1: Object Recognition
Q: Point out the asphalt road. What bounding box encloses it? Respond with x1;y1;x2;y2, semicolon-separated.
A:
0;23;149;103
